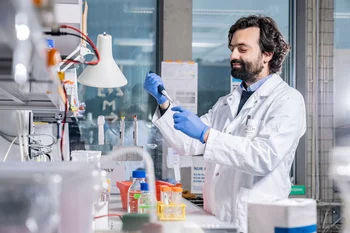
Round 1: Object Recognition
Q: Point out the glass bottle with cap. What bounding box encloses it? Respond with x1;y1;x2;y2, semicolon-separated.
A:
45;38;65;101
46;39;62;76
138;183;155;214
127;170;146;213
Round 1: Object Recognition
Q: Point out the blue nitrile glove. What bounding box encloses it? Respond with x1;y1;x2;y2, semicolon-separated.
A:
143;72;167;104
172;106;210;144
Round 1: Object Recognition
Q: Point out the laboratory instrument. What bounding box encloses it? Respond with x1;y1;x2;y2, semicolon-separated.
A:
156;185;186;221
157;198;186;221
0;174;60;233
0;162;102;233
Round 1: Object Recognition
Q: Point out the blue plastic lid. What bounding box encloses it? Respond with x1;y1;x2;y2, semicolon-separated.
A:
132;170;146;178
140;182;149;191
46;39;55;48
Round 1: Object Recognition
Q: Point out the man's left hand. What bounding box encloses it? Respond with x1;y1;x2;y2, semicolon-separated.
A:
172;106;210;144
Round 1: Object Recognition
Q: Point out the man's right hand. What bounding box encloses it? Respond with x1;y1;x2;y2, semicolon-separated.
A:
143;72;168;104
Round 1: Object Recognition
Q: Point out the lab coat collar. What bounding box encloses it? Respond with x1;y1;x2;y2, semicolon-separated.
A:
224;74;283;110
255;74;283;97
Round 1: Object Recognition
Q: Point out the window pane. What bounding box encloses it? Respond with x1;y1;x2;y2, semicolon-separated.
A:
82;0;157;121
334;0;350;145
192;0;290;115
74;0;160;177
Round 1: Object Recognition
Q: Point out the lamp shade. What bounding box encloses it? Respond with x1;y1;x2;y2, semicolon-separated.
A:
78;33;128;88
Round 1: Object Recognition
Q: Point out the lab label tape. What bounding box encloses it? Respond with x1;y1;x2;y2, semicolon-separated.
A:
157;201;186;221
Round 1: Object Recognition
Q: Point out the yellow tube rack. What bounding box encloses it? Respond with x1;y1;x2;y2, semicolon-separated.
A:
157;201;186;221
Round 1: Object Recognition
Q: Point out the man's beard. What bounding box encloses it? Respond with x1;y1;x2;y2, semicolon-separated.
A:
230;57;264;83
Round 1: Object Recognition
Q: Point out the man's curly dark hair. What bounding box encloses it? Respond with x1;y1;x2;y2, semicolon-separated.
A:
228;15;290;74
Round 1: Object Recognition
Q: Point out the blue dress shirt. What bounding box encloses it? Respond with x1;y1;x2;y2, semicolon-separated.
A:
240;74;273;92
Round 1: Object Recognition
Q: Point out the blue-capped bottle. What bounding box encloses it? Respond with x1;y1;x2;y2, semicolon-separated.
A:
127;170;146;213
138;182;155;214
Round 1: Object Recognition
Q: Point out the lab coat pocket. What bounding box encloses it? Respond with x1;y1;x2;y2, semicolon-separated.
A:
244;119;259;139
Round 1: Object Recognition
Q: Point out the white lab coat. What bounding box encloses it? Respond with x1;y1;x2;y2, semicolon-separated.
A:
152;74;306;232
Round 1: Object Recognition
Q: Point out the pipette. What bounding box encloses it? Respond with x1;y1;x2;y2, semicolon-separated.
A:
119;116;125;146
133;115;138;146
148;71;173;103
157;85;173;103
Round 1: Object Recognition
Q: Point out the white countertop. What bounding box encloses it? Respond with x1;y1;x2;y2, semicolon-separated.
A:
102;194;238;233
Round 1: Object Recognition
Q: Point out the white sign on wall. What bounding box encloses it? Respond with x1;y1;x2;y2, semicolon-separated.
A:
161;61;198;113
191;156;206;194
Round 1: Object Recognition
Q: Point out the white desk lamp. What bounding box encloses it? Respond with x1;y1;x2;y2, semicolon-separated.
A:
78;32;127;88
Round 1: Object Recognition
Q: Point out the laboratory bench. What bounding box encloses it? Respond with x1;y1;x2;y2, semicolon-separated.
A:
95;194;238;233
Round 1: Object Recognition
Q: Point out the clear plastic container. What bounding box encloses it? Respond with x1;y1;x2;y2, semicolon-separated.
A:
0;174;61;233
138;183;155;214
171;187;183;218
0;162;101;233
127;170;146;213
158;185;167;203
163;191;171;218
171;187;182;204
161;186;172;204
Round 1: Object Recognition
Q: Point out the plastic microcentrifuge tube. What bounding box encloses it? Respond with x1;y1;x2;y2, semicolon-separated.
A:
163;192;171;218
161;186;172;204
159;185;166;203
171;187;182;204
171;187;183;218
